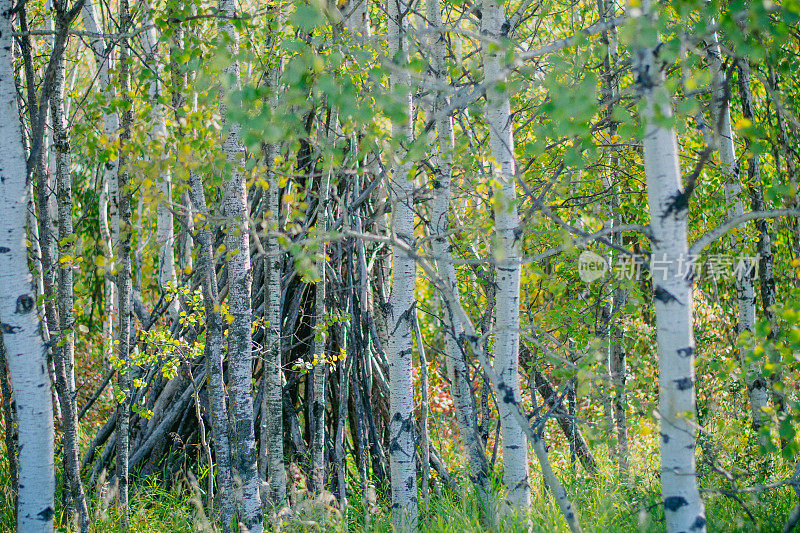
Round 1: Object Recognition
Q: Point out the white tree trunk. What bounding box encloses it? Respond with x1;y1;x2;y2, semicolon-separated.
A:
141;10;178;321
25;175;61;421
706;24;766;433
188;170;235;530
599;0;629;481
31;133;62;426
50;13;90;529
738;58;783;418
0;7;56;528
387;0;418;529
634;2;706;530
481;0;531;514
311;109;337;492
342;0;370;37
82;0;118;369
218;0;263;528
260;46;287;508
116;0;134;513
32;21;61;428
427;0;493;515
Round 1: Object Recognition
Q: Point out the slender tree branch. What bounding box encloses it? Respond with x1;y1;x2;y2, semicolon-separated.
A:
690;209;800;255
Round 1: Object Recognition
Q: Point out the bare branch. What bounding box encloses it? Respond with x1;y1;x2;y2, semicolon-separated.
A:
690;209;800;255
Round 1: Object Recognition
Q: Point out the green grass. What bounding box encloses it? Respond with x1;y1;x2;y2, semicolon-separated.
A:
0;433;797;532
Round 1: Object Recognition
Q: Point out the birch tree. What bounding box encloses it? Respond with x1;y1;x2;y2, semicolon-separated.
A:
386;0;418;528
81;0;118;369
736;55;783;420
634;1;706;530
50;5;89;527
766;66;800;260
706;21;766;433
599;0;629;480
188;169;235;530
218;0;263;528
26;5;62;434
259;11;288;509
311;107;337;493
426;0;493;515
481;0;531;514
115;0;134;513
141;4;178;322
260;10;287;506
0;5;56;529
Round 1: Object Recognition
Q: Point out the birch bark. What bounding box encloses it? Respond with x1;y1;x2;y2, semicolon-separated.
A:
260;32;288;507
141;8;178;321
50;11;90;528
0;336;18;505
706;25;766;433
766;66;800;260
387;0;418;529
427;0;493;515
81;0;118;369
634;2;706;530
218;0;263;528
0;7;56;528
599;0;629;481
188;171;235;531
169;24;193;277
481;0;531;514
261;75;287;512
737;58;783;419
27;22;61;432
311;108;336;492
116;0;134;513
342;0;369;37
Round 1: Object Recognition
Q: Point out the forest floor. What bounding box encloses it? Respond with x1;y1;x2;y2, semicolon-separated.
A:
1;339;796;531
0;431;797;532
